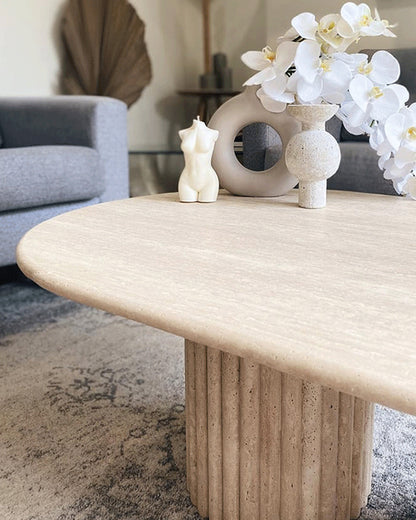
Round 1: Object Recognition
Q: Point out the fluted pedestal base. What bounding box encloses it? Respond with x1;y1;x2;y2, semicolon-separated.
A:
185;340;374;520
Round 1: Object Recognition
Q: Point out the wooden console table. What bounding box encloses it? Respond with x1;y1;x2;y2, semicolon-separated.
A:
17;190;416;520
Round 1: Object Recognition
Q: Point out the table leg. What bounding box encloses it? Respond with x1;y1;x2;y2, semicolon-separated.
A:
184;340;374;520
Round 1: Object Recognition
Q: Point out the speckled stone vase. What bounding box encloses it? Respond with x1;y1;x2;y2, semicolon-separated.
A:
285;104;341;209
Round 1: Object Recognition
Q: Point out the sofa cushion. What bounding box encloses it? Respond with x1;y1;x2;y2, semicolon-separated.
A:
328;141;397;195
0;145;105;212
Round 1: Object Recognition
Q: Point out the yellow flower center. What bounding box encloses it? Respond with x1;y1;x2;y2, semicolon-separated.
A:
370;86;384;99
262;46;276;62
359;14;372;27
406;127;416;140
320;59;332;73
358;61;373;75
319;21;336;34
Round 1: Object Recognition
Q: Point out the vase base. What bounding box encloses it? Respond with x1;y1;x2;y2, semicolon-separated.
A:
299;180;327;209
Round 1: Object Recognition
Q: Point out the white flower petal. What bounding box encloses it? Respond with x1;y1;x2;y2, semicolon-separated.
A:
339;2;360;33
243;67;276;86
333;36;356;53
405;176;416;199
291;12;318;40
369;129;380;150
274;41;299;73
383;28;397;38
278;27;298;40
388;84;409;107
321;60;352;104
384;112;406;151
294;40;321;83
297;76;323;102
241;51;268;72
318;14;344;49
256;88;287;113
278;91;296;103
286;71;299;92
358;3;372;18
377;137;394;156
334;52;367;72
340;100;368;128
361;20;386;37
395;146;416;167
369;50;400;85
393;174;411;194
262;74;287;98
370;88;401;122
383;160;412;179
337;17;355;38
378;153;391;170
350;75;373;113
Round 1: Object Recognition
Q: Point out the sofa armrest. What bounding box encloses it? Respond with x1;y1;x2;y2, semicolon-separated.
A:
0;96;129;201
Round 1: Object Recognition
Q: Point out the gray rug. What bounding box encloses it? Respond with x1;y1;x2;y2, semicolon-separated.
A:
0;280;415;520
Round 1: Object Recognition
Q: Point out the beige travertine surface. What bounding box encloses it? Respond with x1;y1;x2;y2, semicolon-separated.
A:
17;190;416;415
185;341;373;520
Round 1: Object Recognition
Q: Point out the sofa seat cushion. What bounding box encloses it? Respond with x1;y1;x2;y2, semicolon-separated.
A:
0;145;105;212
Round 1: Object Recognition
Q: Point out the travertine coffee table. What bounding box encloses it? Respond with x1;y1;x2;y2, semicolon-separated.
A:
17;191;416;520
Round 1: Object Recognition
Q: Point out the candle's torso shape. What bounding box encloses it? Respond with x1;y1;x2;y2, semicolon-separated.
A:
179;118;219;202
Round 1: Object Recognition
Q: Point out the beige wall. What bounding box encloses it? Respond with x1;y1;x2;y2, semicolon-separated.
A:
374;4;416;49
0;0;413;150
129;0;267;149
0;0;63;95
0;0;266;149
210;0;266;90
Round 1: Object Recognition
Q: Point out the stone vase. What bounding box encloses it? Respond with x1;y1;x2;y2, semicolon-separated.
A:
285;104;341;209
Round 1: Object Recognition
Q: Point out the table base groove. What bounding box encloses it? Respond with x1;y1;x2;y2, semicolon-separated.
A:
185;340;374;520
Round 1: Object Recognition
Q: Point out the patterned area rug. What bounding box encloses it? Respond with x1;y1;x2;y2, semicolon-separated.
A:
0;279;415;520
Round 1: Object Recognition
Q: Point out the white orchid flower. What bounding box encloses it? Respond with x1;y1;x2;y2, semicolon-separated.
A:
241;46;279;86
349;75;405;125
384;105;416;165
293;40;352;103
291;12;354;53
337;99;372;135
338;2;396;39
241;41;298;113
382;158;413;180
336;50;400;85
241;41;298;87
256;78;295;113
240;43;298;87
369;124;392;155
391;172;414;195
291;12;318;40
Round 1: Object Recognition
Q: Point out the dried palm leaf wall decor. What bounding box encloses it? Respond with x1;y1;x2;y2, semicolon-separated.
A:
61;0;152;107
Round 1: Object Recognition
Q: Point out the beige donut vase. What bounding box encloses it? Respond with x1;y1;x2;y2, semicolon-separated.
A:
208;86;301;197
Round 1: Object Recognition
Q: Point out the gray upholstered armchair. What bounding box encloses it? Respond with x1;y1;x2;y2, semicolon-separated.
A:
243;48;416;197
0;96;129;267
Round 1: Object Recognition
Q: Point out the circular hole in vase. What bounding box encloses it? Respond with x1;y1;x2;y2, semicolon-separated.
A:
234;123;283;171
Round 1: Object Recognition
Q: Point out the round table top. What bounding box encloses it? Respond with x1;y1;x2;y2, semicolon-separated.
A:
17;191;416;415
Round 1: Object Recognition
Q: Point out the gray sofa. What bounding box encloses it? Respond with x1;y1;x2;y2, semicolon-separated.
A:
243;48;415;197
0;96;129;267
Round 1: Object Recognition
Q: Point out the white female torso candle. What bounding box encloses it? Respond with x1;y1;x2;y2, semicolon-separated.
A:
178;117;219;203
